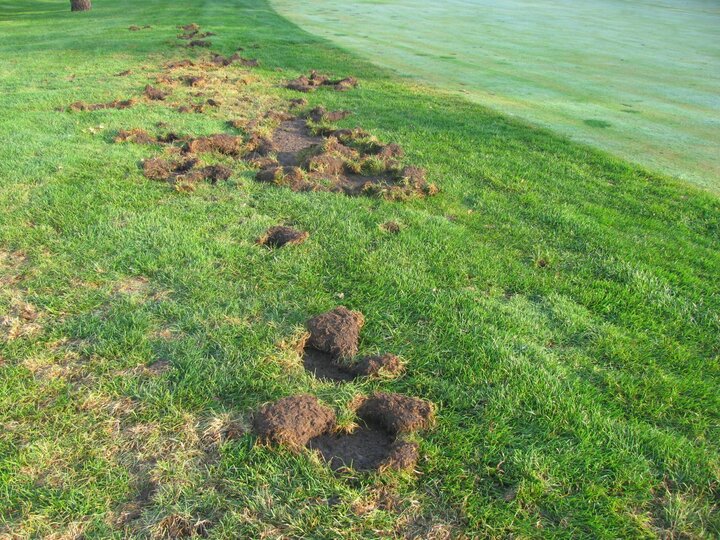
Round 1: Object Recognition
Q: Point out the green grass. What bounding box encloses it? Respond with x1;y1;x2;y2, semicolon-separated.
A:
271;0;720;192
0;0;719;538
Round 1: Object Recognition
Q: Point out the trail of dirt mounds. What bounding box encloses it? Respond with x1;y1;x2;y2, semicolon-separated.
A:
66;99;135;111
357;393;434;434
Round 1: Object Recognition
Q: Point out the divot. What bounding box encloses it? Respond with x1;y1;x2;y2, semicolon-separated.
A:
253;394;336;448
257;226;309;248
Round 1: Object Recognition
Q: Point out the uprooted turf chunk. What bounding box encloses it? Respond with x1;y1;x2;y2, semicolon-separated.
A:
306;106;352;123
142;158;173;181
357;393;434;434
253;395;336;448
352;354;404;378
144;85;168;101
183;134;243;156
306;306;365;359
258;226;309;248
115;129;156;144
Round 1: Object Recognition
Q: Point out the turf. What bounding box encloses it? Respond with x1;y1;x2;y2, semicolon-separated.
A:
0;0;719;538
271;0;720;192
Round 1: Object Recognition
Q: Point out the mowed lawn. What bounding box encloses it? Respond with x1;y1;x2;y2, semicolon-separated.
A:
0;0;719;538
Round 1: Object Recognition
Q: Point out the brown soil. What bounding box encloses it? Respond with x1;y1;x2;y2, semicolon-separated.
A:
183;134;243;156
308;426;395;471
306;306;365;359
302;347;356;382
144;85;168;101
115;70;133;77
206;98;221;107
180;23;200;32
353;354;403;378
128;25;150;32
308;427;419;472
67;99;135;111
253;394;336;448
258;225;309;248
357;393;434;434
270;119;324;166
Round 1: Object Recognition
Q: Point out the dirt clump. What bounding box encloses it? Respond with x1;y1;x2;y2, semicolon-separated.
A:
67;98;135;112
144;85;168;101
184;134;243;156
306;306;365;360
381;221;401;233
142;158;173;181
165;59;195;70
115;69;132;77
357;393;434;434
128;25;150;31
286;71;358;93
258;226;309;248
307;106;352;123
142;157;230;186
253;394;336;448
182;75;206;87
353;354;403;378
289;98;308;109
179;23;200;32
188;40;212;48
115;129;156;144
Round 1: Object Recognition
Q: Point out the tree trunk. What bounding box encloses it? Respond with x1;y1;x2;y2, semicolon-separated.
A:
71;0;92;11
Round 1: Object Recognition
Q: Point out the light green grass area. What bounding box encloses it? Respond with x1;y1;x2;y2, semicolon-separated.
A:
1;0;719;538
271;0;720;192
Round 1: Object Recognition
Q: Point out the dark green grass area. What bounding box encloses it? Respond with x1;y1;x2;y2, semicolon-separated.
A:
1;0;719;538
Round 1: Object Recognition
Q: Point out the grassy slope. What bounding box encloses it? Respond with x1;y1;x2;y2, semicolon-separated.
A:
0;0;718;538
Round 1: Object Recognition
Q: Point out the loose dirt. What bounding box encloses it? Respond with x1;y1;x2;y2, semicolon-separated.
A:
302;347;356;382
352;353;403;378
67;99;135;111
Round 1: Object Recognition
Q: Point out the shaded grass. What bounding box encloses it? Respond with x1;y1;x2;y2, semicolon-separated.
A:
0;0;718;538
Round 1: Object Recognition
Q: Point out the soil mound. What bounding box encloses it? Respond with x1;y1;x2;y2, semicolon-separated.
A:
258;226;309;248
306;306;365;359
357;393;434;434
254;395;336;448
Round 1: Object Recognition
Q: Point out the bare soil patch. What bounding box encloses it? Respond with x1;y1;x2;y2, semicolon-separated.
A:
67;99;135;111
302;347;356;382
